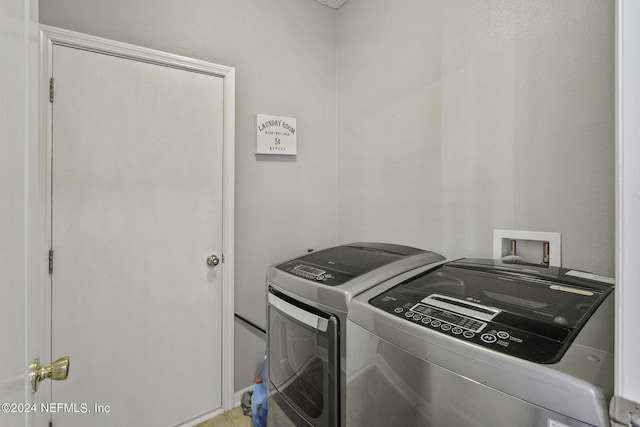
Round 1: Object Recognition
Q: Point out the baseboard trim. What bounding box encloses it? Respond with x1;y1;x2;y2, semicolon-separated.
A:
170;385;254;427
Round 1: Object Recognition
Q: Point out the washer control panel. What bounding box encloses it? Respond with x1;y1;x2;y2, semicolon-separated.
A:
391;303;514;344
408;303;487;333
370;292;570;364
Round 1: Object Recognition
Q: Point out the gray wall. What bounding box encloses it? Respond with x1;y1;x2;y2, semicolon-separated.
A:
336;0;615;276
41;0;615;394
40;0;338;391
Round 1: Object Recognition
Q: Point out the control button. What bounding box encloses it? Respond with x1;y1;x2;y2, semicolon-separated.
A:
421;317;432;324
394;307;404;314
463;331;475;339
452;327;463;335
496;331;510;340
316;275;325;281
404;311;414;318
481;333;498;344
441;323;452;331
413;314;423;321
431;320;442;327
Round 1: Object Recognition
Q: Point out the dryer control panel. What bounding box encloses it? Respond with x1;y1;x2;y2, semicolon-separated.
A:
275;243;429;287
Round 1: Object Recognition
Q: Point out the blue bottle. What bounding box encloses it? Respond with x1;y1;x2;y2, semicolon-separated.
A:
252;356;268;427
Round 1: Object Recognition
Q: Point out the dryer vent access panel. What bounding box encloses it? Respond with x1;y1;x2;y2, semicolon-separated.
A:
493;229;561;267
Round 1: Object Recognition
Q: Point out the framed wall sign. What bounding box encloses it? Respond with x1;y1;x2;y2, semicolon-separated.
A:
255;114;297;155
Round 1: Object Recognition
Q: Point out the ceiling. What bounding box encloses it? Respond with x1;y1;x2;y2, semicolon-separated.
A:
312;0;350;9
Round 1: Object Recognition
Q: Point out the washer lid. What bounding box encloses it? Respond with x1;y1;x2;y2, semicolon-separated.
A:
403;259;612;328
369;258;614;363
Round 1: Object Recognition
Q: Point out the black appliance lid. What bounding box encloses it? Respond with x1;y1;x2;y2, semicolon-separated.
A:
398;258;613;329
276;243;425;286
368;258;614;364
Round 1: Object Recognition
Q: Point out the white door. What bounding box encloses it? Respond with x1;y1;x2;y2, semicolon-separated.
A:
49;43;225;426
0;1;47;426
0;0;29;421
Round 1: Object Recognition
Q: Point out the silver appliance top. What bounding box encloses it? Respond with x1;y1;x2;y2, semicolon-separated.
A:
267;242;446;313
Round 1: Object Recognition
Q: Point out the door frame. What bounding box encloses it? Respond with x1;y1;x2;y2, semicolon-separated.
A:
38;24;236;416
614;0;640;408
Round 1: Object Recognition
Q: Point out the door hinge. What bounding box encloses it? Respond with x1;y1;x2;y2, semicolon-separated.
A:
49;77;54;102
49;249;54;275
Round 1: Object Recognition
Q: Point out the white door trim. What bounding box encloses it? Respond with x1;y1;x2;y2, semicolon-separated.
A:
615;0;640;406
39;24;236;414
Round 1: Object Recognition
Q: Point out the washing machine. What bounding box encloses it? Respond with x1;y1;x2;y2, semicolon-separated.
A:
266;242;446;427
346;258;614;427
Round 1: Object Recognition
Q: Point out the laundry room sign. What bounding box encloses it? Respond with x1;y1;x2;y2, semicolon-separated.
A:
255;114;297;155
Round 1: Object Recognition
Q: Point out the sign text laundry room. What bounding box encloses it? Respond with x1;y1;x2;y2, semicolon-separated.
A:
255;114;297;155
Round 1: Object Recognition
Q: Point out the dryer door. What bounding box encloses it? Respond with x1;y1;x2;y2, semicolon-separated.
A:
267;289;339;427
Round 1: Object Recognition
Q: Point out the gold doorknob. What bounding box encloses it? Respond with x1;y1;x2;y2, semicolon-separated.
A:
29;356;70;392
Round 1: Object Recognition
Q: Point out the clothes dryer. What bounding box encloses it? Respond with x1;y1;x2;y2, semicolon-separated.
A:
266;243;446;427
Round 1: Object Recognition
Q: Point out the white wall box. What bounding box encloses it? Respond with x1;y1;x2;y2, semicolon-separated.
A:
493;229;562;267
